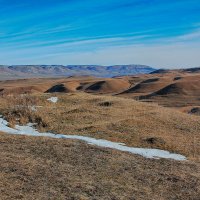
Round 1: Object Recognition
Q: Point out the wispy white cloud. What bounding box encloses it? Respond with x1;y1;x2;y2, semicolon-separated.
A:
1;41;200;68
176;29;200;41
0;0;200;67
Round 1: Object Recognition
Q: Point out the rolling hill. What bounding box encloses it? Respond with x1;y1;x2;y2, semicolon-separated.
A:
0;69;200;199
1;66;200;111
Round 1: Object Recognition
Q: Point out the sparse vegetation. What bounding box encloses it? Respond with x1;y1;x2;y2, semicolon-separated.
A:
0;92;199;159
0;133;200;200
0;94;50;130
0;74;200;199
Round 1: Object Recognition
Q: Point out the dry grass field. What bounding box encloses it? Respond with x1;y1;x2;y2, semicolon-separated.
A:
1;133;200;200
0;73;200;199
0;92;199;159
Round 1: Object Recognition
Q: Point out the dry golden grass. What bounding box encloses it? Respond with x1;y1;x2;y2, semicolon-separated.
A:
0;92;199;159
1;74;200;199
0;133;200;200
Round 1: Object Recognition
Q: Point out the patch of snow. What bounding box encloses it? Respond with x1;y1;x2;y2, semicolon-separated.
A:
47;97;58;103
30;106;37;111
0;117;186;161
15;105;43;112
30;106;43;111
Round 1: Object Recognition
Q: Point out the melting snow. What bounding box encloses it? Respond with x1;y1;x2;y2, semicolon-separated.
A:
30;106;43;111
0;118;186;161
47;97;58;103
15;105;43;112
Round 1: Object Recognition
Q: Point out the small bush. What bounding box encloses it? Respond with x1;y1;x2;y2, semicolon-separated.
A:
98;101;113;107
1;94;49;129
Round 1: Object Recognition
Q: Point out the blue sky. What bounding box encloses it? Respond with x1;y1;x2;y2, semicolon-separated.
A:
0;0;200;68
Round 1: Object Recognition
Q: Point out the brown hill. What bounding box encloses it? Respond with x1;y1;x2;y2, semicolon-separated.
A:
85;79;130;94
135;75;200;107
119;77;172;96
0;85;50;95
182;67;200;73
46;82;81;93
0;72;200;110
154;81;200;96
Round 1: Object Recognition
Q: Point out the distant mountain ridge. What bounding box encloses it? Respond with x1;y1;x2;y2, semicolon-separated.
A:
0;65;155;80
150;67;200;74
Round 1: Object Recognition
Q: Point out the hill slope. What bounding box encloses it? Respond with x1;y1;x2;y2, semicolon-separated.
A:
1;133;200;200
0;86;200;199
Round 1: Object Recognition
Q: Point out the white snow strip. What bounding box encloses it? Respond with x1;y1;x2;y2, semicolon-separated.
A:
0;118;186;161
47;97;58;103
